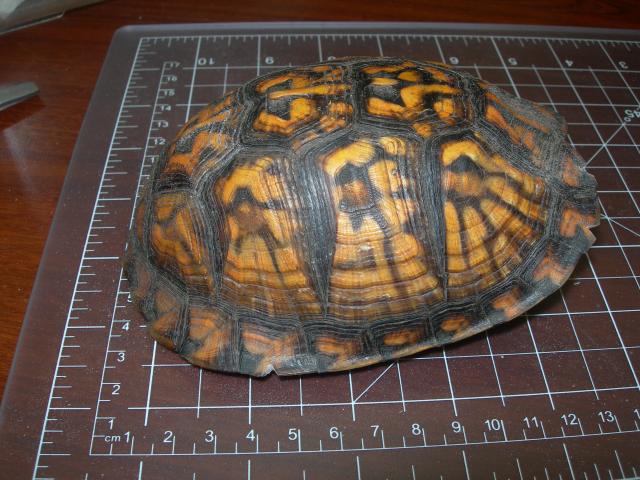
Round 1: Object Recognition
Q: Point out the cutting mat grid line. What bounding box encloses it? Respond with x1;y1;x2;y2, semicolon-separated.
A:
24;29;640;480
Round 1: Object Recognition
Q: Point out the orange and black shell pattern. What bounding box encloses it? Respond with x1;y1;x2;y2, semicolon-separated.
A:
124;58;598;376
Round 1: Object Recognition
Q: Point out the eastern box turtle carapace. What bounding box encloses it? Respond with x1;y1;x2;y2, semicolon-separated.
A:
124;58;598;376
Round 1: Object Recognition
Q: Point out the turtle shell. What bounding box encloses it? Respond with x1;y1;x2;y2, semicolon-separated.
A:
124;58;598;376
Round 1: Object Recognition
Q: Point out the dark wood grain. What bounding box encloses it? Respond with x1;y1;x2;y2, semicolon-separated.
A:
0;0;638;400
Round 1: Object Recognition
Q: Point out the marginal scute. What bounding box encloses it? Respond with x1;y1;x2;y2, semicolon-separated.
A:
560;208;587;237
492;287;525;319
124;57;599;376
149;285;183;349
185;306;230;366
129;256;152;302
315;335;361;363
533;250;572;285
440;315;470;333
241;327;301;375
383;328;423;346
134;195;147;244
562;154;582;187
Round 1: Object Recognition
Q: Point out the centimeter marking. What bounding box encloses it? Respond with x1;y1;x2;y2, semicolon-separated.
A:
31;30;640;479
87;426;640;457
140;31;640;46
32;36;149;480
90;59;173;453
32;36;142;479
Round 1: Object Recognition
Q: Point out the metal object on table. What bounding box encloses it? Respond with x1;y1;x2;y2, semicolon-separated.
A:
0;0;103;35
0;22;639;480
0;82;39;111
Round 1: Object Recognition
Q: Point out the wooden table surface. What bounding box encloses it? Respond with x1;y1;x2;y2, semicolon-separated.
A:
0;0;639;399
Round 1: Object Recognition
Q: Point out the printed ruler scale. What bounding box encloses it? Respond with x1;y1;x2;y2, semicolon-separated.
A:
1;23;639;480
